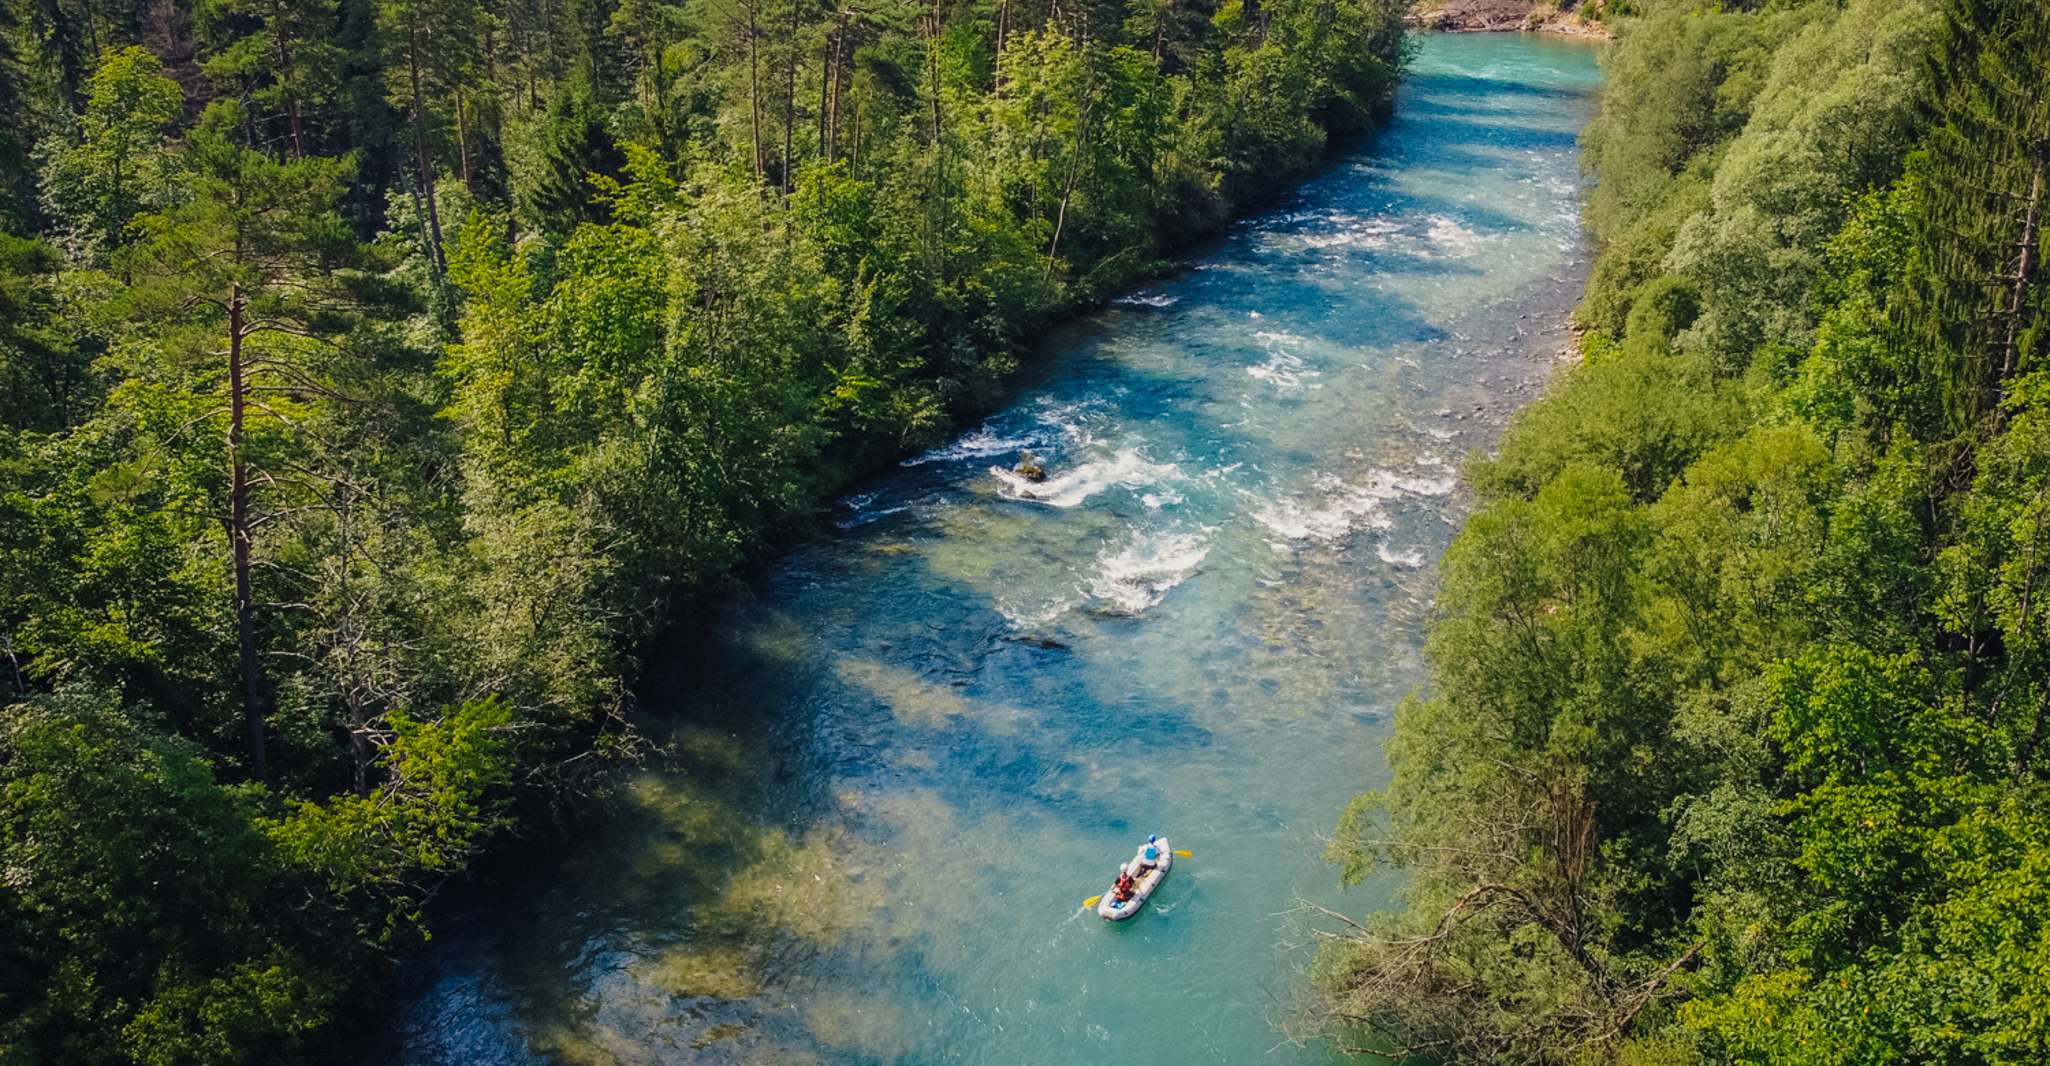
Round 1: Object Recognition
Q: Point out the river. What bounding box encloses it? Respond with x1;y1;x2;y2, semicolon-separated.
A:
389;32;1603;1066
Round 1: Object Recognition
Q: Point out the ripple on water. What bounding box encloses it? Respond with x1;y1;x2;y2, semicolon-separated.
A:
1247;330;1322;390
987;447;1182;508
1087;527;1213;615
899;425;1036;467
1424;214;1486;257
388;30;1607;1066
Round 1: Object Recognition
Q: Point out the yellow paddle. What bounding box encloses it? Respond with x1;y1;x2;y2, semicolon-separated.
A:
1082;849;1192;907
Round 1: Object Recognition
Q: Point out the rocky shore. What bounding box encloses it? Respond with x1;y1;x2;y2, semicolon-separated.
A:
1408;0;1612;37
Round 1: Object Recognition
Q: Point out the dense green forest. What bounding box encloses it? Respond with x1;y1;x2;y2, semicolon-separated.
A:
1317;0;2050;1062
0;0;1406;1054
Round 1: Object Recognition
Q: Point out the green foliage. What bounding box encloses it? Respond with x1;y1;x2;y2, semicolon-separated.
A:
0;0;1408;1057
38;47;186;263
120;956;338;1066
195;0;347;159
0;233;93;430
1893;0;2050;432
0;692;274;1062
1316;0;2050;1062
1661;0;1938;370
0;689;519;1065
271;698;516;936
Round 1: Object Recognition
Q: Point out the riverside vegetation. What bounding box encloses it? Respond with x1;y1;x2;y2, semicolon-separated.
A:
0;0;1408;1058
1316;0;2050;1062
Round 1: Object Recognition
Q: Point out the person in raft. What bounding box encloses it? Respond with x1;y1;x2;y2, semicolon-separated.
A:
1111;864;1139;903
1133;835;1162;876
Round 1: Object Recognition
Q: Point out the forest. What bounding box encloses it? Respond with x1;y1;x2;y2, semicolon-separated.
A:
0;0;1407;1056
1316;0;2050;1062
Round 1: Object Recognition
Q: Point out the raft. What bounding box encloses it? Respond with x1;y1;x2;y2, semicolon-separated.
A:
1097;836;1172;921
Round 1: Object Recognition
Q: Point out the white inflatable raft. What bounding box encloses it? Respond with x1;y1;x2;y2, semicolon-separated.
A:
1097;836;1172;921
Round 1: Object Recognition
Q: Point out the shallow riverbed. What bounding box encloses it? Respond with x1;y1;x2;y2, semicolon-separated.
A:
390;32;1603;1065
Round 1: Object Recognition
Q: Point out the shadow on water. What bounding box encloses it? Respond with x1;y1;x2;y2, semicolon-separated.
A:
637;531;1227;835
385;31;1605;1066
1404;69;1599;102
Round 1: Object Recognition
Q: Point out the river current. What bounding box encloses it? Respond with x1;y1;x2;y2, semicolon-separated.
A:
391;32;1603;1066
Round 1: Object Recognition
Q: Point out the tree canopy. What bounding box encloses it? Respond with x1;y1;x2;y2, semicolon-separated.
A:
1312;1;2050;1062
0;0;1408;1057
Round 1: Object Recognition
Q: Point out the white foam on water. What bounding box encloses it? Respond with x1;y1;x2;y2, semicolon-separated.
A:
989;448;1182;509
1247;330;1322;389
1425;215;1485;258
1392;472;1456;496
1252;467;1458;547
1263;208;1325;226
995;588;1080;628
1032;396;1108;443
1247;358;1317;389
835;504;910;529
1252;477;1397;543
902;426;1035;467
1115;292;1179;308
1247;353;1319;389
1088;528;1211;614
1377;543;1427;568
834;490;914;529
1295;218;1404;252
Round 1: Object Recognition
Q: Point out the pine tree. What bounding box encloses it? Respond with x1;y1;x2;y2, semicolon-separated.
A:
197;0;348;158
115;99;377;782
515;76;625;228
0;0;33;225
376;0;481;274
1902;0;2050;433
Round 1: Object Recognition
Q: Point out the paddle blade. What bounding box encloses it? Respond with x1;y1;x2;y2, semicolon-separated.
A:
1173;849;1192;857
1082;894;1103;909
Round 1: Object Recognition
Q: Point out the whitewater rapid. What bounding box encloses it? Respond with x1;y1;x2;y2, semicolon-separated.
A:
387;32;1604;1066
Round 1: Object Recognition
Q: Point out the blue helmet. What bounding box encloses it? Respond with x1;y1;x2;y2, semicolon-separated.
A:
1148;834;1158;843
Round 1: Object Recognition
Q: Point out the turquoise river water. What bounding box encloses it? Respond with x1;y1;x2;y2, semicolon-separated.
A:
390;32;1604;1066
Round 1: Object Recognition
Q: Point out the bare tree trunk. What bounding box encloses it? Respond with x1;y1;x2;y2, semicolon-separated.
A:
925;0;946;278
228;285;268;783
408;25;447;275
993;0;1009;99
2016;674;2050;781
748;0;766;183
1997;154;2044;393
826;12;848;165
817;29;831;166
1044;89;1094;279
456;94;474;189
925;0;942;144
783;0;799;193
334;493;376;796
277;34;305;158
